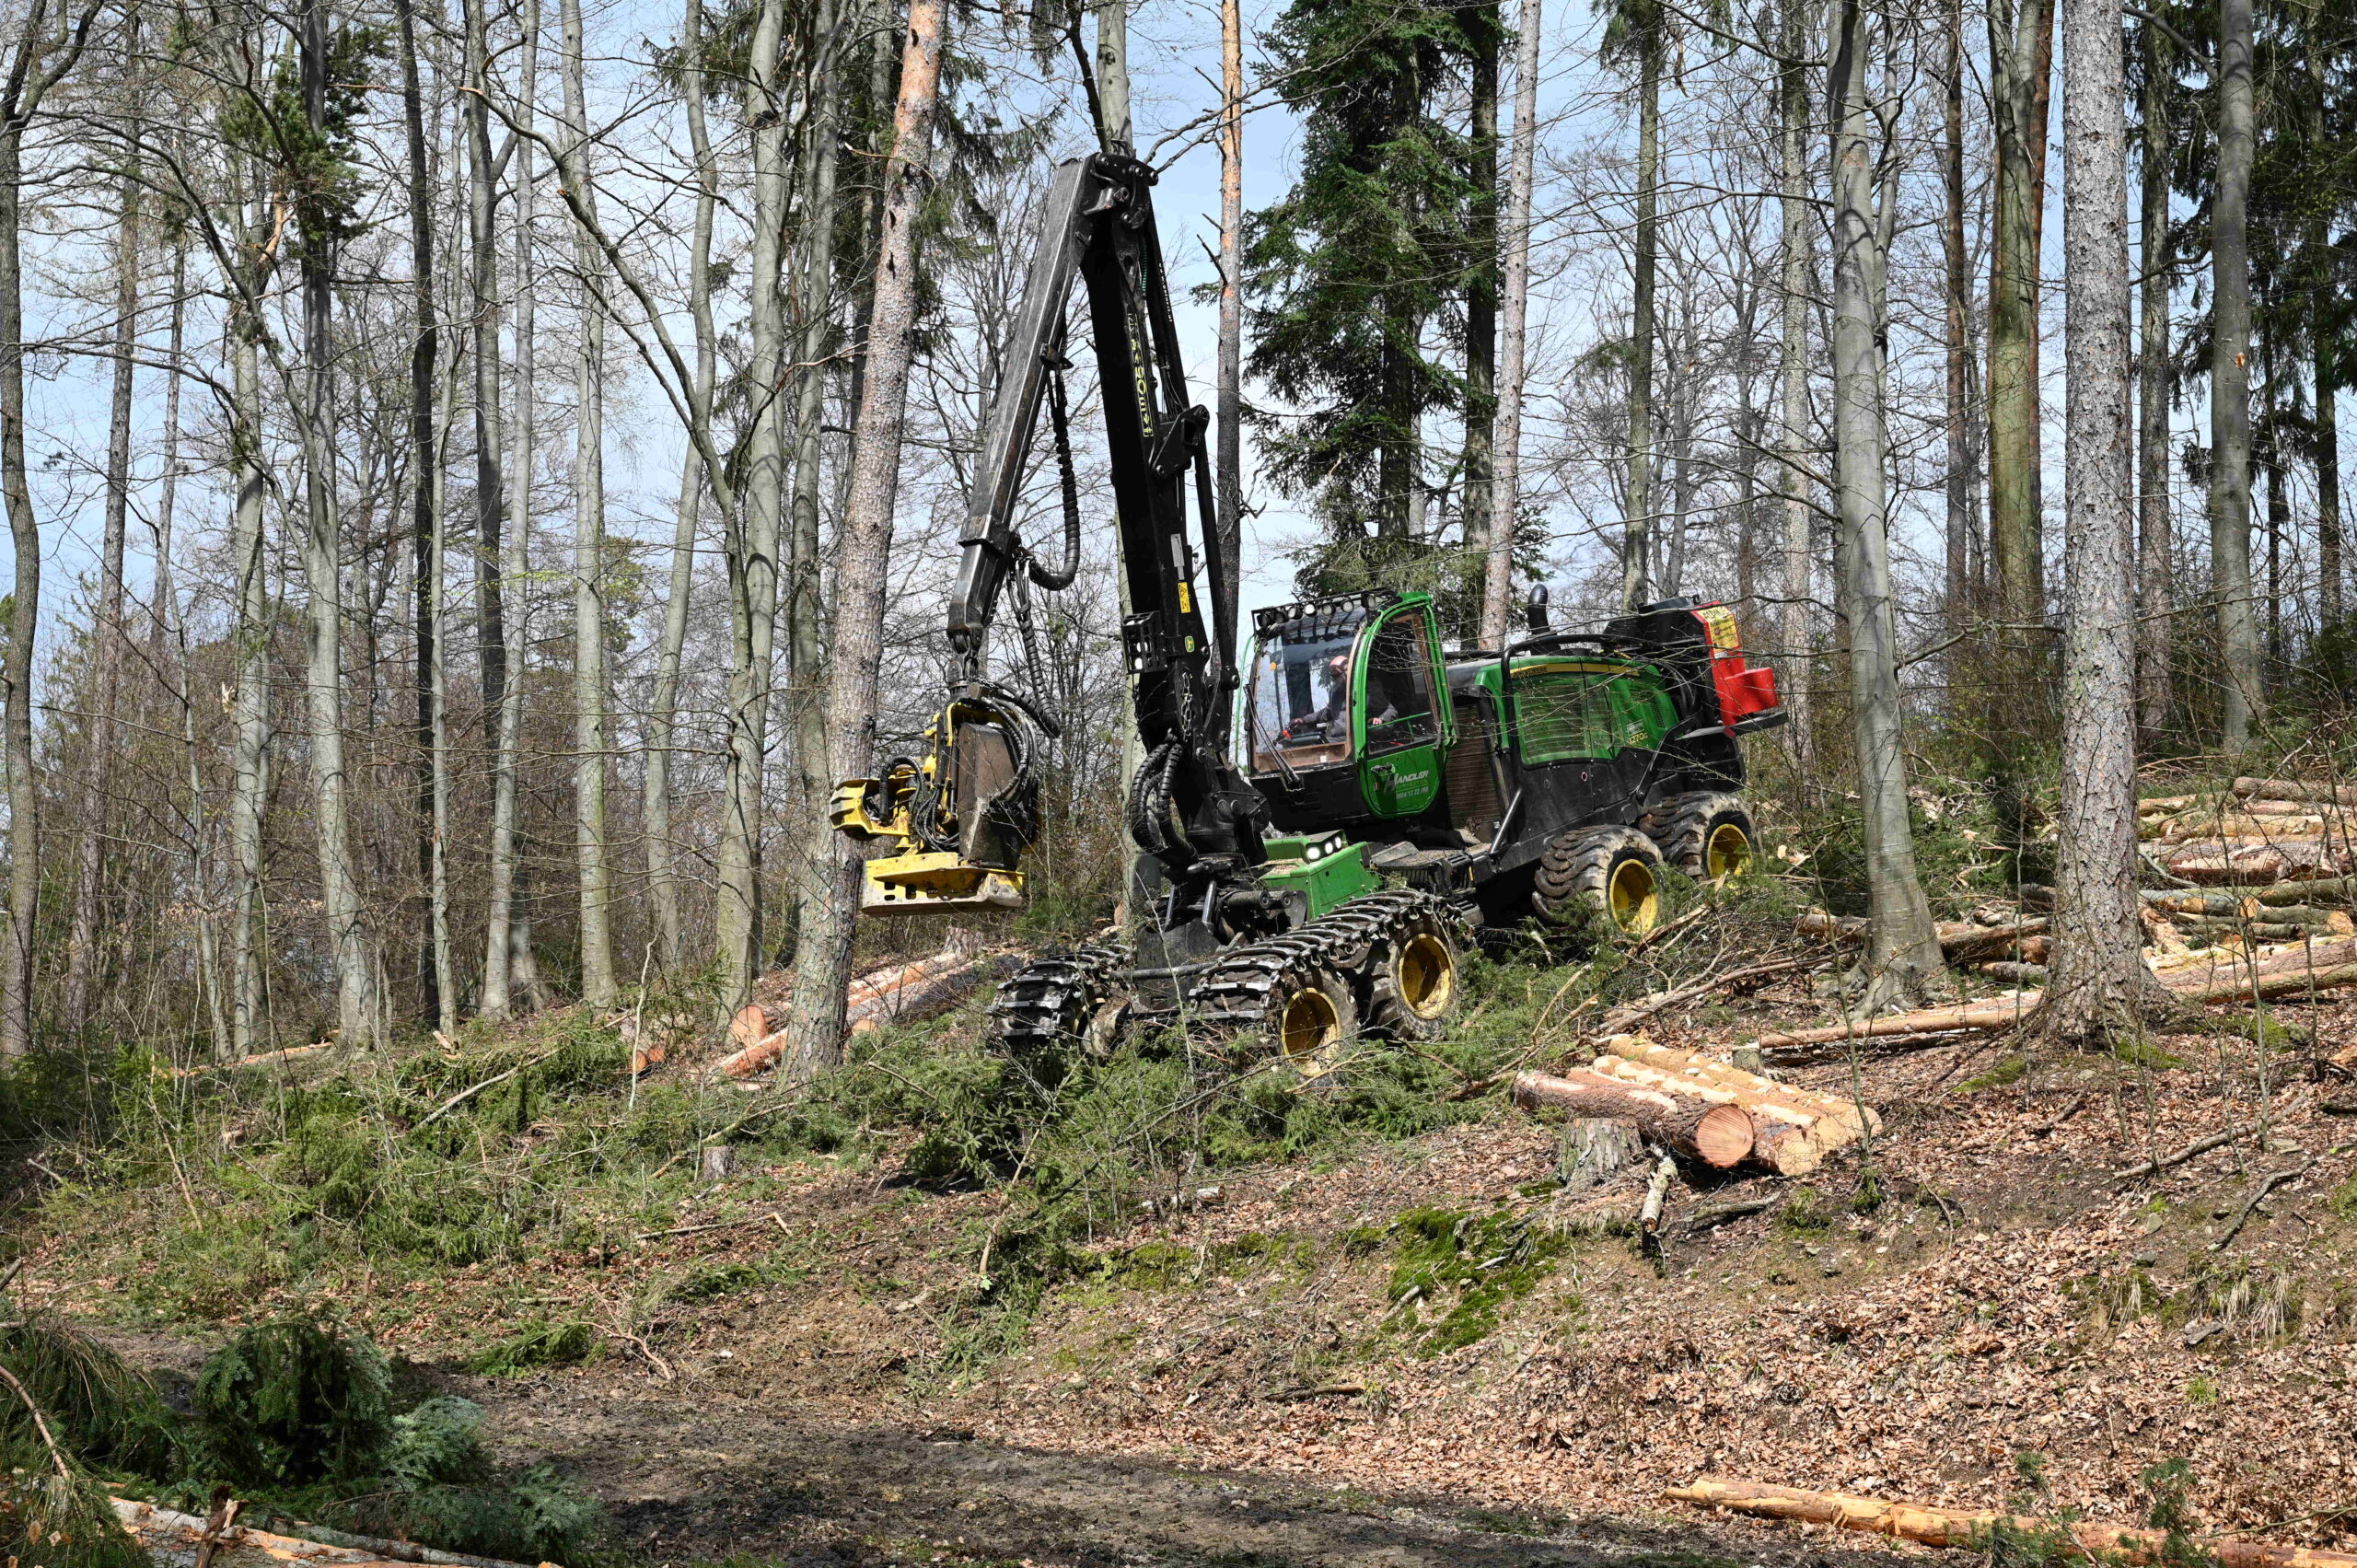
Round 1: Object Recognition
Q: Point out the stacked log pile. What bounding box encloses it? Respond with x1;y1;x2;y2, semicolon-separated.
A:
2142;778;2357;885
1511;1036;1877;1178
713;940;1005;1079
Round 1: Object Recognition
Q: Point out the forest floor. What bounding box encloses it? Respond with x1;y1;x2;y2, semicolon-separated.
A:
17;920;2357;1566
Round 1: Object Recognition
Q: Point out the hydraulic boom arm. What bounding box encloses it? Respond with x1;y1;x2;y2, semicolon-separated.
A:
832;154;1267;935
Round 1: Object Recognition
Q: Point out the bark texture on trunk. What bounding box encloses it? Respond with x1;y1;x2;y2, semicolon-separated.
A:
2040;0;2168;1041
1462;8;1498;569
63;170;138;1032
780;0;947;1075
394;0;452;1033
563;0;616;1006
227;186;272;1055
476;0;521;1016
716;0;791;1003
646;0;717;974
1776;0;1814;770
1987;0;2053;633
1216;0;1245;642
1828;0;1944;1011
2210;0;2259;749
299;0;377;1049
778;0;844;976
1479;0;1541;649
1623;19;1660;608
1939;0;1975;633
2135;17;2174;742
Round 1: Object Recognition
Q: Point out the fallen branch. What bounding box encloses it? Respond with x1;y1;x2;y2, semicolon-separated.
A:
1676;1195;1782;1236
2213;1158;2314;1250
1665;1477;2357;1568
412;1049;558;1131
1596;955;1822;1035
2113;1123;2256;1182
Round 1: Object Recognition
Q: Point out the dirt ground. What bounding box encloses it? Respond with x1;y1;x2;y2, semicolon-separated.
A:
457;1373;1927;1568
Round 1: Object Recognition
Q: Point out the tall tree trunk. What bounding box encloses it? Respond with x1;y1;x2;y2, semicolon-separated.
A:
777;0;844;975
1987;0;2053;633
2041;0;2164;1041
153;245;227;1056
63;169;139;1032
1480;0;1540;648
1776;0;1814;769
227;179;273;1055
1624;15;1660;608
2209;0;2258;748
716;0;793;1003
2135;17;2174;742
562;0;616;1005
2321;339;2341;631
1828;0;1943;1011
300;0;377;1049
476;0;519;1015
0;0;88;1056
780;0;947;1075
1462;4;1498;568
1940;0;1973;632
1216;0;1245;640
1095;0;1131;153
646;0;717;974
395;0;452;1032
503;0;542;1010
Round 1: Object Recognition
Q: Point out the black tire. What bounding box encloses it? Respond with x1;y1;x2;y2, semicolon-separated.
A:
989;943;1129;1092
1364;905;1465;1041
1530;825;1663;935
1637;791;1758;881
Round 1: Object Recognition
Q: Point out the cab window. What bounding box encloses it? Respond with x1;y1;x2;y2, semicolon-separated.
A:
1242;618;1364;772
1363;617;1437;752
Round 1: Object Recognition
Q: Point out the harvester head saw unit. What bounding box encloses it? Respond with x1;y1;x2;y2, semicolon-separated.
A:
830;682;1048;915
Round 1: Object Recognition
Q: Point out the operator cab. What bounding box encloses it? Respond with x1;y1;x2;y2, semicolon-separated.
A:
1237;591;1451;830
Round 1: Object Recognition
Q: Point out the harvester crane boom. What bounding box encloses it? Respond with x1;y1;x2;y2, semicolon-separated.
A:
832;152;1267;957
948;152;1235;749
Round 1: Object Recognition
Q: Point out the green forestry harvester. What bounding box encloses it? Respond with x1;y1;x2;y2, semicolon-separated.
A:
830;154;1787;1067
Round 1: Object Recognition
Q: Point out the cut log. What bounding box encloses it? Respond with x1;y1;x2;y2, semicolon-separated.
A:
1753;997;2042;1050
1589;1038;1879;1177
1509;1071;1754;1167
1975;961;2048;984
1663;1476;2357;1568
110;1500;551;1568
1795;910;2048;961
847;958;986;1036
160;1042;334;1079
2156;814;2335;842
2234;775;2357;807
712;950;993;1078
2165;839;2351;885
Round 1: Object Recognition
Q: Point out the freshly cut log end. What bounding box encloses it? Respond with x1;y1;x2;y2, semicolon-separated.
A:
1510;1071;1755;1168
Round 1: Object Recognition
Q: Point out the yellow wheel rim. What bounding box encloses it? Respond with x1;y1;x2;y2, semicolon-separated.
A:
1280;985;1341;1060
1396;933;1457;1020
1608;857;1659;934
1705;822;1753;879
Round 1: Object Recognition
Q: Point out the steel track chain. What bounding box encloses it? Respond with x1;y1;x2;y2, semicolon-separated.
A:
987;939;1133;1063
1188;889;1468;1036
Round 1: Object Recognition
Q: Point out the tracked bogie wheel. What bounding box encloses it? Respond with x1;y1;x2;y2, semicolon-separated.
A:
988;941;1131;1092
1637;791;1758;881
1531;825;1664;936
1193;889;1468;1069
